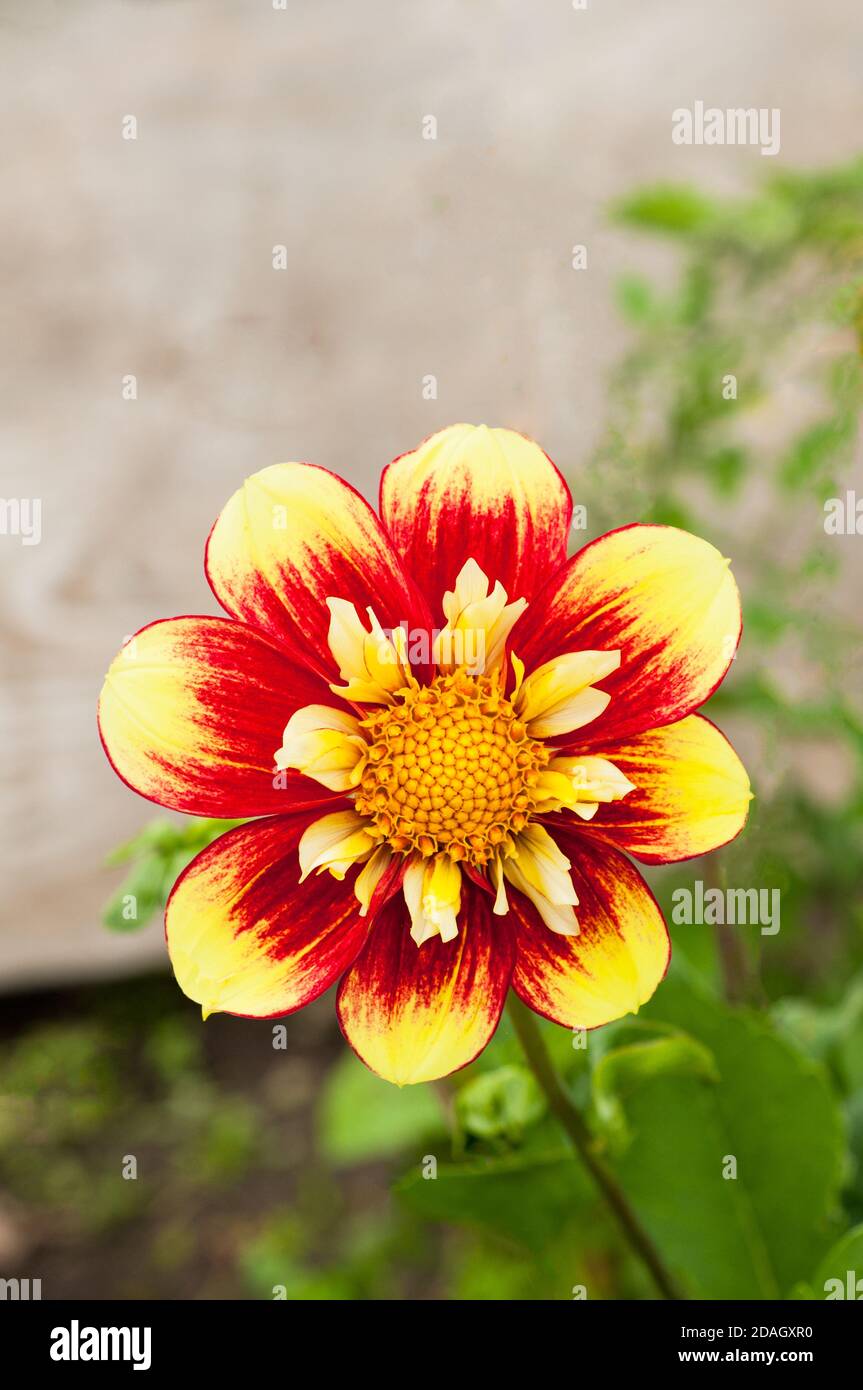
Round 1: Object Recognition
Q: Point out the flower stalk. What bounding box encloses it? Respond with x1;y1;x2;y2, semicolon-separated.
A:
507;994;684;1300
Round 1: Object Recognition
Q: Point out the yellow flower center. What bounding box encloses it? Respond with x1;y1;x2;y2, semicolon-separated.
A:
354;670;549;866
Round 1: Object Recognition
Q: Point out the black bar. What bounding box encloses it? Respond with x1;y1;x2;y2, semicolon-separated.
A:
1;1297;858;1374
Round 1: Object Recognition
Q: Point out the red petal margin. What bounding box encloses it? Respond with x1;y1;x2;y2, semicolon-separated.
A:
380;424;572;611
574;714;752;865
98;615;344;817
514;524;742;741
205;462;432;679
166;813;368;1019
511;833;670;1031
337;881;515;1085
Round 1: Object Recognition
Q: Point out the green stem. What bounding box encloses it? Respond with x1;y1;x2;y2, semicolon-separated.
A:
507;994;684;1301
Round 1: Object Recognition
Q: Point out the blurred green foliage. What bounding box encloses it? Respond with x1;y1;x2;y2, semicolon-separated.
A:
319;1049;444;1164
79;157;863;1298
102;819;245;931
0;989;265;1244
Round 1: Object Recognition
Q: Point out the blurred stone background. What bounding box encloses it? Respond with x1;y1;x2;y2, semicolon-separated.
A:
1;0;862;989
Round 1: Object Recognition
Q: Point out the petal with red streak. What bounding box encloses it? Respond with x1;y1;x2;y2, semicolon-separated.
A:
380;424;572;610
206;462;430;677
577;714;752;864
512;834;670;1030
515;524;742;741
166;814;368;1019
98;615;340;817
337;883;514;1084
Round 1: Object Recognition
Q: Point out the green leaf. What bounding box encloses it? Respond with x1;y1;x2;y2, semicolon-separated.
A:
613;184;717;236
809;1224;863;1299
613;975;847;1298
105;817;193;865
615;274;658;325
102;853;168;932
397;1146;593;1252
780;417;855;492
642;496;694;529
103;816;244;931
707;445;747;498
772;976;863;1093
454;1065;546;1144
593;1032;719;1152
457;1007;584;1081
318;1050;444;1165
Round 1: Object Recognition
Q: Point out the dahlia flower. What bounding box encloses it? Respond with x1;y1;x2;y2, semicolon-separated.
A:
99;424;750;1084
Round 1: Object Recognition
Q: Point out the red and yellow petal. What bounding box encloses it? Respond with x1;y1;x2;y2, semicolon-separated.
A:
337;884;514;1085
98;616;341;817
580;714;752;864
380;424;572;610
206;462;431;678
511;834;670;1030
166;813;368;1019
515;524;742;741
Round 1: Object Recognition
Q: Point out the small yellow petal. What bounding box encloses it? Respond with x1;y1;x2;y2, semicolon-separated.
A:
275;704;368;791
403;855;462;945
355;844;394;917
535;756;635;813
551;755;636;802
515;650;620;738
326;599;414;704
504;824;579;936
435;558;527;675
567;802;600;821
510;652;526;698
490;853;510;916
298;809;375;882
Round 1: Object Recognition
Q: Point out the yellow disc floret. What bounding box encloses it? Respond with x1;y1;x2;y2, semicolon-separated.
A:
354;670;549;867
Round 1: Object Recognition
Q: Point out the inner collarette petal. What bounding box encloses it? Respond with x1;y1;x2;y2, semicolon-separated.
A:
435;558;528;676
513;649;621;738
325;598;416;704
298;808;377;881
354;844;396;917
534;755;636;819
275;704;368;792
403;854;463;945
503;823;580;937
